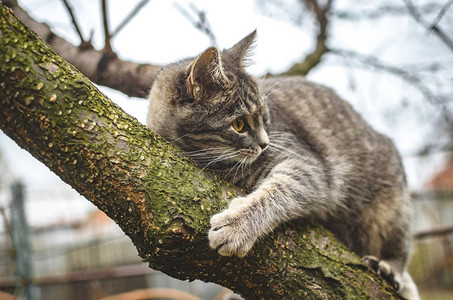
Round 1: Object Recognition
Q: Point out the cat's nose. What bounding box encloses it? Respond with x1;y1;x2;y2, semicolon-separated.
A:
259;142;269;151
257;130;269;151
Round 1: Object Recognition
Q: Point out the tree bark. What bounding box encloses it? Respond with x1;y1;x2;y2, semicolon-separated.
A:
0;4;402;299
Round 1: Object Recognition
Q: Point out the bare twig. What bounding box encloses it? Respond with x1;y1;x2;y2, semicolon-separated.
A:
61;0;85;45
173;2;217;47
429;0;453;33
281;0;332;76
101;0;112;51
329;48;453;126
333;2;443;20
111;0;151;39
411;142;453;157
403;0;453;51
330;48;447;104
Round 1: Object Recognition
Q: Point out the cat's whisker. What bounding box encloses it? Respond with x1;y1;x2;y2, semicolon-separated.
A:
269;136;293;141
194;154;236;165
269;136;294;144
269;130;293;136
257;73;269;93
269;131;295;139
185;148;241;169
186;148;235;157
186;148;238;164
200;155;241;172
261;80;282;98
225;156;246;179
199;151;242;172
184;147;230;154
171;134;190;143
269;132;296;145
264;87;283;99
269;134;294;143
233;157;248;182
261;79;291;100
240;157;248;179
268;142;304;160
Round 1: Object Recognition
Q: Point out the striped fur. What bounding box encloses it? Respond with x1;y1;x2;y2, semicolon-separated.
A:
146;31;419;299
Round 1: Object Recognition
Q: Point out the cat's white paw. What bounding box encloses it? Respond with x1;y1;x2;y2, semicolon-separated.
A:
208;204;257;257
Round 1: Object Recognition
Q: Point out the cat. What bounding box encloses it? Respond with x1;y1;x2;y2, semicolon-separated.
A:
146;31;419;299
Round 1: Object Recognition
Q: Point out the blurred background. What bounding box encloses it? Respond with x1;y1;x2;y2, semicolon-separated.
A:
0;0;452;299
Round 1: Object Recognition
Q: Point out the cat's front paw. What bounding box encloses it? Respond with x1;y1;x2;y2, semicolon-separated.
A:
208;203;257;257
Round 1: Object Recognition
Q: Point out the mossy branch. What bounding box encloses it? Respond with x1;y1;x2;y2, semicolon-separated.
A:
0;4;401;299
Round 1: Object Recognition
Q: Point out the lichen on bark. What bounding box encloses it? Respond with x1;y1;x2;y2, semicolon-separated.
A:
0;4;402;299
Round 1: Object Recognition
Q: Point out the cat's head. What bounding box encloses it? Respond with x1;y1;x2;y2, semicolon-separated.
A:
147;31;269;169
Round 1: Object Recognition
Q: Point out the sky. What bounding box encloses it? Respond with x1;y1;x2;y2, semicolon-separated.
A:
1;0;452;228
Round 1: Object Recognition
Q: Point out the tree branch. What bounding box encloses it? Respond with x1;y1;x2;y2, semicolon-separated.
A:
280;0;332;76
0;4;402;298
173;2;217;47
4;2;160;98
428;0;453;32
101;0;112;52
333;2;444;20
329;47;453;124
414;225;453;239
403;0;453;52
61;0;86;45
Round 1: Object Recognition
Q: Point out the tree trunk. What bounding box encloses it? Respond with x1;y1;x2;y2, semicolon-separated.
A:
0;5;402;299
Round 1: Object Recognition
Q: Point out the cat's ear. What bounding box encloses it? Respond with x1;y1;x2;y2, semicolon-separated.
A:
187;47;229;101
224;30;257;68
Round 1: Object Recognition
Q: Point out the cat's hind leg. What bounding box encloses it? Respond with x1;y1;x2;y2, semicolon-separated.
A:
363;255;419;300
363;255;401;290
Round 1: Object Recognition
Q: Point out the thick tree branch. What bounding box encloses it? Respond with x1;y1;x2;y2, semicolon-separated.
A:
4;1;160;98
0;4;402;298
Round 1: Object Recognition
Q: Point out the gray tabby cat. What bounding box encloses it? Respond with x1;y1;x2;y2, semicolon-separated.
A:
147;31;419;299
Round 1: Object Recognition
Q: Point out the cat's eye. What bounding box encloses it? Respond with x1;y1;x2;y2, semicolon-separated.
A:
232;119;246;133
